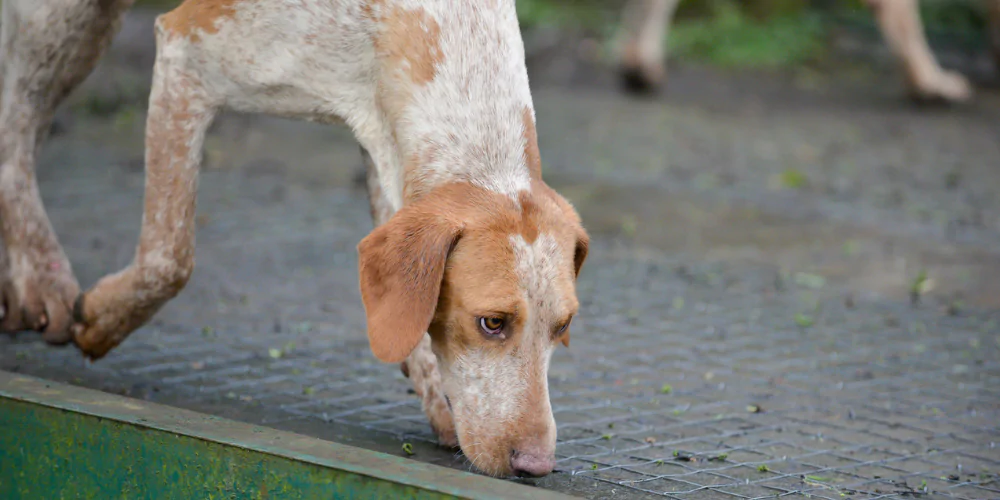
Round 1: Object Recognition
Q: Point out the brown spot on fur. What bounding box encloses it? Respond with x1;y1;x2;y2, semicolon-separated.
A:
516;191;542;244
161;0;241;42
374;5;443;86
369;5;443;135
522;107;542;178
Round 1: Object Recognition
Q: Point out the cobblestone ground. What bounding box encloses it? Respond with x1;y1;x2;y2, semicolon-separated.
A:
1;9;999;500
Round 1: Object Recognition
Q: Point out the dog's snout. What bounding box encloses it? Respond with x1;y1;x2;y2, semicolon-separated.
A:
510;448;555;478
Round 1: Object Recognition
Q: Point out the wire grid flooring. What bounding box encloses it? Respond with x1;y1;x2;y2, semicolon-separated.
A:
2;243;997;500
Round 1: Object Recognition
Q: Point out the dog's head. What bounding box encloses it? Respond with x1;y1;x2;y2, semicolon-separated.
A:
358;180;587;477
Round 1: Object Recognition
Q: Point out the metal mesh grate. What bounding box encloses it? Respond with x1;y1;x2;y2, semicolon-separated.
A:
4;243;997;499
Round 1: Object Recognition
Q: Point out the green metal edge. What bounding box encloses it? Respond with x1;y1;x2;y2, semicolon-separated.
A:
0;370;578;500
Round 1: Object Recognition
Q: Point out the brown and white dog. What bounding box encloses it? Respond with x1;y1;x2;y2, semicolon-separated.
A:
617;0;1000;102
0;0;588;478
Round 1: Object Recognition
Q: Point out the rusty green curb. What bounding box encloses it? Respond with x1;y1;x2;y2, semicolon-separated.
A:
0;370;579;499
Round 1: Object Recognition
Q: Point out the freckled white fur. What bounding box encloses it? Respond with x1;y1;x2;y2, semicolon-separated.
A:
451;348;529;426
510;232;567;322
174;0;534;211
441;232;564;465
508;231;561;447
392;1;535;201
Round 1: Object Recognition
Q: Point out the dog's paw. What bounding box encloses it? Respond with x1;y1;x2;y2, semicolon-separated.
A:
0;245;79;344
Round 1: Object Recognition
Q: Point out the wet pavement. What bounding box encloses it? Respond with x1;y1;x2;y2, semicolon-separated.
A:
2;8;999;500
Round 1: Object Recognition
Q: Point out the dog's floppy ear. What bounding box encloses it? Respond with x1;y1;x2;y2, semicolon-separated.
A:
357;196;463;363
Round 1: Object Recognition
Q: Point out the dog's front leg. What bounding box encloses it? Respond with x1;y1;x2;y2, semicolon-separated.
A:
360;147;457;448
73;26;218;359
0;0;134;342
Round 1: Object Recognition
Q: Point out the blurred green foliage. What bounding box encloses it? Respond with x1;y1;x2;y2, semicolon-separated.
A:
516;0;616;32
669;0;826;68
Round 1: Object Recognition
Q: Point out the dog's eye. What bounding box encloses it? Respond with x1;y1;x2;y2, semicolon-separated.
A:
556;317;572;334
479;317;505;335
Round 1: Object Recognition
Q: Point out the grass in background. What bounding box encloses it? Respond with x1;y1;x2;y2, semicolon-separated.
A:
668;0;826;69
516;0;615;34
516;0;568;29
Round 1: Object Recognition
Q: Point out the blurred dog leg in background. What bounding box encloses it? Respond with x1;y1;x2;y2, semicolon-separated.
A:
617;0;680;93
616;0;1000;102
865;0;970;102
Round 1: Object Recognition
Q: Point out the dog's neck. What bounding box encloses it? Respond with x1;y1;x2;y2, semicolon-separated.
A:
370;0;540;206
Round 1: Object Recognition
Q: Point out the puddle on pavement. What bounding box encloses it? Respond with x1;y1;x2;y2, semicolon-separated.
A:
552;178;1000;309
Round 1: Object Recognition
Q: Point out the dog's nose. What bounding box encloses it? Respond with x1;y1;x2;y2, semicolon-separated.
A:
510;449;555;478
